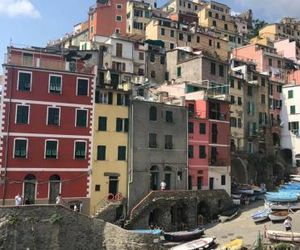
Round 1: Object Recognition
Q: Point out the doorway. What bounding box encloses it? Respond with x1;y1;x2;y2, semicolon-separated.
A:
49;175;61;204
209;177;214;190
109;176;119;195
150;166;159;190
197;176;203;190
24;174;36;204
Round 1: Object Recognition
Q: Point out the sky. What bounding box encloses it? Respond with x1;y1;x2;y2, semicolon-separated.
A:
1;0;300;75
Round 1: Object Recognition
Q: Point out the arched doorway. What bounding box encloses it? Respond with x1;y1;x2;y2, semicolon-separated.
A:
49;175;61;204
231;157;248;184
24;174;36;204
164;166;172;190
150;166;159;190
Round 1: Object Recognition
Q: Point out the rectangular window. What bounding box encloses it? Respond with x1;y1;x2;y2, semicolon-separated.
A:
238;97;242;105
18;71;31;91
290;105;296;114
268;58;272;66
170;30;175;37
74;141;86;159
197;36;200;43
179;33;183;41
116;43;123;57
139;52;144;60
116;118;123;132
261;94;265;104
161;28;165;36
177;67;181;77
187;35;191;42
188;122;194;133
199;123;206;134
209;39;212;46
221;175;226;185
124;118;129;132
210;62;216;75
248;86;252;96
166;111;173;123
45;140;58;159
230;117;237;127
288;90;293;99
238;118;242;128
219;65;224;77
77;78;88;96
199;145;206;158
150;53;155;62
238;81;242;89
76;109;88;127
217;42;220;49
230;95;235;104
14;139;27;158
116;15;122;21
16;105;29;124
149;133;157;148
165;135;173;149
118;146;126;160
261;78;265;86
47;107;60;126
97;145;106;160
160;56;165;65
188;145;194;158
116;4;122;9
49;75;62;94
98;116;107;131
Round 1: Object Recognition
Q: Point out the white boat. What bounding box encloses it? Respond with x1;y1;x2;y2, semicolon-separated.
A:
219;211;238;223
231;194;242;199
251;209;270;223
268;211;289;222
267;230;300;243
171;237;215;250
291;177;300;182
265;201;300;211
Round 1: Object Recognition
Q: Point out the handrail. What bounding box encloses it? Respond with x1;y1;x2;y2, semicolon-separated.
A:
93;192;124;215
129;191;154;220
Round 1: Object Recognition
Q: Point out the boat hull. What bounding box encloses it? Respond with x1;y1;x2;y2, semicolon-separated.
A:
164;228;205;242
268;211;289;222
171;237;215;250
267;230;300;243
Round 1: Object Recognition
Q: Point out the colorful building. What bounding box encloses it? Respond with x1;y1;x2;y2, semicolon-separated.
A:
0;47;96;213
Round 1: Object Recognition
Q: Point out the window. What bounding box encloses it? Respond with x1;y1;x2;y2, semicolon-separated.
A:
149;133;157;148
210;62;216;75
45;140;58;159
247;142;253;154
165;135;173;149
277;85;282;93
179;33;183;41
98;92;113;104
14;139;27;158
97;145;106;160
151;71;156;78
18;71;31;91
49;75;62;94
222;15;225;21
95;185;101;191
76;109;88;127
188;145;194;158
238;97;242;105
187;35;191;42
117;93;129;106
247;86;252;96
77;78;88;96
139;52;144;60
219;65;224;77
261;78;266;87
268;58;272;66
47;107;60;126
217;42;220;49
238;118;242;128
238;81;242;90
213;20;217;27
208;11;212;17
230;95;235;104
209;39;212;46
215;13;219;19
290;105;296;114
98;116;107;131
118;146;126;160
166;111;173;123
170;43;175;49
160;56;165;65
289;121;299;132
278;60;282;68
16;105;29;124
116;43;123;57
188;122;194;133
150;53;155;62
261;94;265;104
230;117;237;127
177;67;181;77
74;141;86;159
197;36;200;43
116;4;122;9
116;15;122;21
116;118;127;132
230;79;234;88
149;106;157;121
199;145;206;158
221;175;226;185
199;123;206;134
288;90;293;99
170;30;175;37
224;24;228;30
161;28;165;36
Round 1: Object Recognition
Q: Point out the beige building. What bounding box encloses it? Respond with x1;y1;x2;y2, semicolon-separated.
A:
162;0;205;15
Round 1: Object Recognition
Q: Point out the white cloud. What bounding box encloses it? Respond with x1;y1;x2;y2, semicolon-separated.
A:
0;0;40;18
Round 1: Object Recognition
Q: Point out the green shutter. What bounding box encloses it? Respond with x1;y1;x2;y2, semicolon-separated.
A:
98;117;107;131
118;146;126;160
97;146;106;160
116;118;123;132
75;142;86;159
18;72;31;91
76;110;87;127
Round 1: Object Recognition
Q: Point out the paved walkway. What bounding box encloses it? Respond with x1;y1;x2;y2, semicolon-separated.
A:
204;200;300;249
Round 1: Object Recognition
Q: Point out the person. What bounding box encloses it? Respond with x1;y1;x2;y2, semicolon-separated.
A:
160;180;166;191
283;216;292;231
15;193;22;206
56;193;62;205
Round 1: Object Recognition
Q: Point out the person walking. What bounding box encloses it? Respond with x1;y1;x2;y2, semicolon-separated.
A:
283;216;292;231
15;193;22;206
160;180;166;191
56;193;63;205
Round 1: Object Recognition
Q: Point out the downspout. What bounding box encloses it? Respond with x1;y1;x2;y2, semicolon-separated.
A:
127;101;134;214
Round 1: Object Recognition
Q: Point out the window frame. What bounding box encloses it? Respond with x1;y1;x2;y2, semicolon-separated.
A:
116;4;122;9
44;139;59;159
48;74;62;94
13;138;28;159
75;108;88;127
117;146;126;161
98;116;107;131
47;106;61;126
76;77;89;96
74;140;87;159
97;145;106;160
116;15;122;22
17;71;32;92
15;104;30;125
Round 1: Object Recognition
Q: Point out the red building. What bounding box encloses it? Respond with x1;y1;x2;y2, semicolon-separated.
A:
187;97;231;193
0;47;95;213
88;0;127;39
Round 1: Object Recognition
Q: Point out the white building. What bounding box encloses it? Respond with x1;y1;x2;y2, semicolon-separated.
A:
281;84;300;167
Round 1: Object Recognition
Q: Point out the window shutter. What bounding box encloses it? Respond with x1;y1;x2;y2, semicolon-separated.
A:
108;92;113;104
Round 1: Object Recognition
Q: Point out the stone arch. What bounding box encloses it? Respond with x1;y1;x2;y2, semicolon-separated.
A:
231;157;248;184
24;174;36;204
148;207;164;228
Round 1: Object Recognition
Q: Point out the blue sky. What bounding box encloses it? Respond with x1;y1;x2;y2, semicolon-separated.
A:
1;0;300;74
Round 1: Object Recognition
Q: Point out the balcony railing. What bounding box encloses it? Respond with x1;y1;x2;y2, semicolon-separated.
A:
6;53;93;74
210;158;228;166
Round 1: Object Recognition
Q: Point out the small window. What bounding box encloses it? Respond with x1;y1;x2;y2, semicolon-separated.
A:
238;97;242;105
261;78;266;87
230;79;234;88
76;109;88;127
179;33;183;41
188;145;194;158
16;105;29;124
210;62;216;75
49;75;62;94
161;28;165;36
118;146;126;160
188;122;194;133
116;15;122;21
77;78;88;96
95;185;101;191
219;64;224;77
187;35;191;42
197;36;200;43
238;81;242;90
288;90;293;99
98;116;107;131
47;107;60;126
45;140;58;159
177;67;181;77
160;56;165;65
74;141;86;159
217;42;220;49
268;58;272;66
97;145;106;160
213;20;217;27
149;133;157;148
170;30;175;37
166;111;173;123
221;175;226;185
208;11;212;17
116;4;122;9
199;123;206;134
150;53;155;62
149;106;157;121
116;118;123;132
209;39;212;46
14;139;27;158
290;105;296;114
18;71;31;91
139;52;144;60
224;24;228;30
199;145;206;158
165;135;173;149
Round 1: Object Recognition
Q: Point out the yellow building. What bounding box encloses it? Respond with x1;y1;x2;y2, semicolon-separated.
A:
90;75;130;215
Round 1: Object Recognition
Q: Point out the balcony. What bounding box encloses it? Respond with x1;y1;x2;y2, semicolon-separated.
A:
97;69;132;91
7;53;93;74
210;158;228;167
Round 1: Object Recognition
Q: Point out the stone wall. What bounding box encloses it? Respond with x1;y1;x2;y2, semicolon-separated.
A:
0;205;164;250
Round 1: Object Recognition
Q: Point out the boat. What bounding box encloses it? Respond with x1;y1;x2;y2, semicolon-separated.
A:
265;201;300;211
170;237;215;250
268;211;289;222
130;229;162;235
231;194;242;199
220;239;243;250
219;211;239;223
251;208;270;223
163;228;205;242
267;230;300;243
265;193;299;203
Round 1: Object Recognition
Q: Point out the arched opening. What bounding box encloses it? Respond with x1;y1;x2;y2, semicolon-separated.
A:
150;166;159;190
273;163;285;186
197;201;211;225
49;175;61;204
171;203;189;230
231;157;248;185
149;106;157;121
24;174;36;204
164;166;172;190
148;208;163;228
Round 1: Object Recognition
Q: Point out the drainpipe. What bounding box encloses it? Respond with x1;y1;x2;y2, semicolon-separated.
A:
127;102;134;214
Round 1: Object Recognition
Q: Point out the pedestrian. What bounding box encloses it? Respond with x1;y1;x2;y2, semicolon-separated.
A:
14;193;22;206
283;216;292;231
56;193;62;205
160;180;166;191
